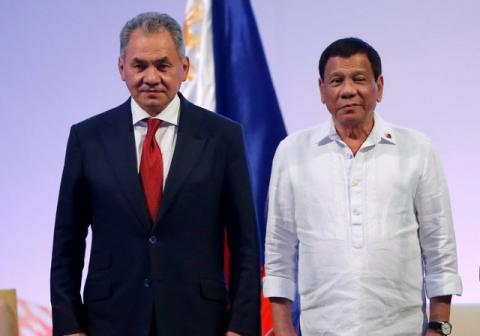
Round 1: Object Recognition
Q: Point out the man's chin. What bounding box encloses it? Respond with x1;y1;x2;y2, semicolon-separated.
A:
337;113;358;123
138;100;168;116
337;113;373;130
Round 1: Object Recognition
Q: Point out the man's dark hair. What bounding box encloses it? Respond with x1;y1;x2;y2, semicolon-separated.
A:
120;12;185;59
318;37;382;80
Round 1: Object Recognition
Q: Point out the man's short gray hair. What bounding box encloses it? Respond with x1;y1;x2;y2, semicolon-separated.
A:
119;12;185;59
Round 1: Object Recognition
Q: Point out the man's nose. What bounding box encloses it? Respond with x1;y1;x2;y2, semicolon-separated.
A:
144;67;161;85
340;79;356;99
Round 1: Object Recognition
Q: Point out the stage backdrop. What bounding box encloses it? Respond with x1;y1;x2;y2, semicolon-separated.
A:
0;0;478;324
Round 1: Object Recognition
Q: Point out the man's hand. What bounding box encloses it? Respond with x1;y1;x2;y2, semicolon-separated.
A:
65;333;87;336
425;330;442;336
226;332;242;336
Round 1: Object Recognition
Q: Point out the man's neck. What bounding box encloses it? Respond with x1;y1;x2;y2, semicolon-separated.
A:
335;118;374;156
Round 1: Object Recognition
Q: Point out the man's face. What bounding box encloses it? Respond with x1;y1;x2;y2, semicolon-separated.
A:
319;53;383;129
118;28;189;116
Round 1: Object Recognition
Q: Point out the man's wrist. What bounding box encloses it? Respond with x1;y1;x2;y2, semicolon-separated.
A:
427;321;452;335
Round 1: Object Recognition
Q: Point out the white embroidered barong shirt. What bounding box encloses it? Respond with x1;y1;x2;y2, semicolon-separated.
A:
263;114;462;335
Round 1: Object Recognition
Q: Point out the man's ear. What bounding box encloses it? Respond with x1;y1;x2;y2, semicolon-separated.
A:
181;56;190;82
376;75;384;102
118;57;126;81
319;78;326;104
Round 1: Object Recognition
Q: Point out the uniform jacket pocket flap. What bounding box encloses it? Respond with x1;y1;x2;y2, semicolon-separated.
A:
90;252;111;271
84;281;111;302
200;279;229;304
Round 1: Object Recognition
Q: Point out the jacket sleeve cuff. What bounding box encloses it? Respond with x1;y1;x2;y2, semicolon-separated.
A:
425;273;463;298
51;302;86;336
262;275;296;302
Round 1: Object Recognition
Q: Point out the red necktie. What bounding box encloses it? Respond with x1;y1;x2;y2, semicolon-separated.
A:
140;119;163;222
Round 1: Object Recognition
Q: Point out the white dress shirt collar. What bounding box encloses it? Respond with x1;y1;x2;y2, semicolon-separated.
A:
131;94;181;126
316;113;397;146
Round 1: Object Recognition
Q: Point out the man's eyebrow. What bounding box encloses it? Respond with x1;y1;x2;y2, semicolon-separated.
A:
327;70;368;77
326;71;344;78
130;57;170;63
153;57;171;64
351;70;369;75
131;57;147;64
